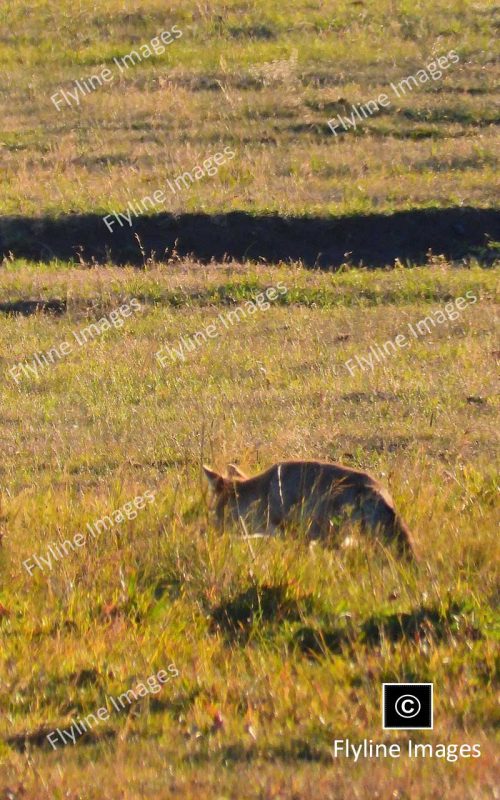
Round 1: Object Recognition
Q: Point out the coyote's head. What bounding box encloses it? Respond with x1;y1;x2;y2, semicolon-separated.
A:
203;464;252;530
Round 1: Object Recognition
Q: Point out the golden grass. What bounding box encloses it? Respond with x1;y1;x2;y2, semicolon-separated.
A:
0;0;498;216
1;0;499;794
0;260;498;798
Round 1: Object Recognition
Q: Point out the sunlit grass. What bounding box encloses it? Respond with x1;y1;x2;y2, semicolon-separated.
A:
0;259;498;797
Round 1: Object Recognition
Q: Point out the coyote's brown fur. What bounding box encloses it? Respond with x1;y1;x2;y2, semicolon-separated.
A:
203;460;416;560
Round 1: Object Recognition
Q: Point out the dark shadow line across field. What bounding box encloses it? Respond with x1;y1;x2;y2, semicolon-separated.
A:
1;207;498;268
0;299;67;315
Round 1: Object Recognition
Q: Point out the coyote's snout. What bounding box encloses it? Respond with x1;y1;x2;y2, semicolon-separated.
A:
203;460;416;561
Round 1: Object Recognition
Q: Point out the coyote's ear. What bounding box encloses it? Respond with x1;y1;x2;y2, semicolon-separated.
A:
202;465;224;494
226;463;247;479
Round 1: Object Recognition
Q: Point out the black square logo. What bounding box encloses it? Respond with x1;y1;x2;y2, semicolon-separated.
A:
382;683;433;730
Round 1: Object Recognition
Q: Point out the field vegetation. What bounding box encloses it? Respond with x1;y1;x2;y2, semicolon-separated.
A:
0;0;498;798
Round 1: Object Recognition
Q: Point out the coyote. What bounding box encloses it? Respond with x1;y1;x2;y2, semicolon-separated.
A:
203;460;416;560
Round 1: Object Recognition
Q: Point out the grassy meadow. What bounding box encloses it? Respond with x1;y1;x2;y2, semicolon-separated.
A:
0;261;498;797
0;0;499;798
0;0;498;217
